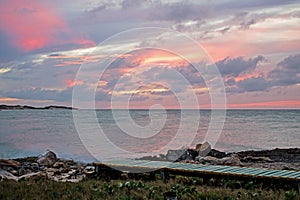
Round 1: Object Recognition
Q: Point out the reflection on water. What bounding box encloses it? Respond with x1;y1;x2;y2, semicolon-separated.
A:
0;109;299;162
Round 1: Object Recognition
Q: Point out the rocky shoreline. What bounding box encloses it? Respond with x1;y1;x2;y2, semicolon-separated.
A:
1;146;300;182
0;151;93;182
139;143;300;171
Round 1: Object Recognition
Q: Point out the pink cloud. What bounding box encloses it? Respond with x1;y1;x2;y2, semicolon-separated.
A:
0;0;95;52
66;80;84;87
227;100;300;109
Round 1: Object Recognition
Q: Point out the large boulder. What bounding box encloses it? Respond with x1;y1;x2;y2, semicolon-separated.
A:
196;142;211;157
166;149;187;161
37;151;57;167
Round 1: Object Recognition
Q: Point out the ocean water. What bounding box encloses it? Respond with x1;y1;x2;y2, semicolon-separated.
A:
0;109;299;162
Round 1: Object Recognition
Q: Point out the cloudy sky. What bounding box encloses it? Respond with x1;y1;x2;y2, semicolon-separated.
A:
0;0;299;109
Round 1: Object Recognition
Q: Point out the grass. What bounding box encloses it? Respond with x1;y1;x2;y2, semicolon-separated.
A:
0;176;299;200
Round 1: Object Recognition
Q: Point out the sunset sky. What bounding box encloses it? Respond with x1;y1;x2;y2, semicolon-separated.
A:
0;0;299;109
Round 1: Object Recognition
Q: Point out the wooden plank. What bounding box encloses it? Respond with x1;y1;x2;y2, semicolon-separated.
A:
93;160;300;182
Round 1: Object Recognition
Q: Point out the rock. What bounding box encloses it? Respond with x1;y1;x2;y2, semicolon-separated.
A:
14;156;38;163
37;157;51;166
240;156;273;163
84;166;95;176
166;149;188;161
46;171;55;177
196;154;242;166
195;143;202;151
236;148;300;163
197;142;211;157
53;161;65;168
18;172;43;180
37;151;57;167
0;159;20;168
11;170;18;176
221;154;242;166
30;163;40;172
207;149;227;158
0;168;18;181
186;149;198;160
45;168;59;174
166;148;199;161
196;156;222;165
0;168;43;181
18;167;32;176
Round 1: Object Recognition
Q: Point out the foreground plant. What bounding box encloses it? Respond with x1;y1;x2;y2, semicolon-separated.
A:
1;176;299;200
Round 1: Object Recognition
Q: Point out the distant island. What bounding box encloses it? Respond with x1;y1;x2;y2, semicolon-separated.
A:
0;105;77;110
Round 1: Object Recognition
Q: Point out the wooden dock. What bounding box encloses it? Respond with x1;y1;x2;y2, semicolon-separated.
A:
93;159;300;191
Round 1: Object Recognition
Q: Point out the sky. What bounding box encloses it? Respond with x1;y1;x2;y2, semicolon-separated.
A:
0;0;299;109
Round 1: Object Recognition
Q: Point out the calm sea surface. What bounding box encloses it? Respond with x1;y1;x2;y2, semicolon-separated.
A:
0;110;299;162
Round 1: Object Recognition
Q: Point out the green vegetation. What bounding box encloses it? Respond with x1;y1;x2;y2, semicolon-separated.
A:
0;176;299;200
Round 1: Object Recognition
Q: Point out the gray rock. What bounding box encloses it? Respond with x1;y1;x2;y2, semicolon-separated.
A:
197;142;211;157
53;161;65;168
197;156;222;165
18;167;31;176
166;149;188;161
0;168;18;181
31;163;40;171
197;154;243;166
221;154;242;166
37;151;57;167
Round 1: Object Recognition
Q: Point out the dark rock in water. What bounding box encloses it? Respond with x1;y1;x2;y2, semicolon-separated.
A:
37;151;57;167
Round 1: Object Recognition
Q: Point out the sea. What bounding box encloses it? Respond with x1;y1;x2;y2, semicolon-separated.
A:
0;109;299;162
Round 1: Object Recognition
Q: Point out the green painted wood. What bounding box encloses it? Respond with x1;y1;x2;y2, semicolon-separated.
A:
94;160;300;181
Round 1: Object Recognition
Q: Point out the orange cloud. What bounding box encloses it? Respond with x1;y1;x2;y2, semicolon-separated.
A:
0;97;21;102
0;0;94;52
132;49;189;67
66;80;84;87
